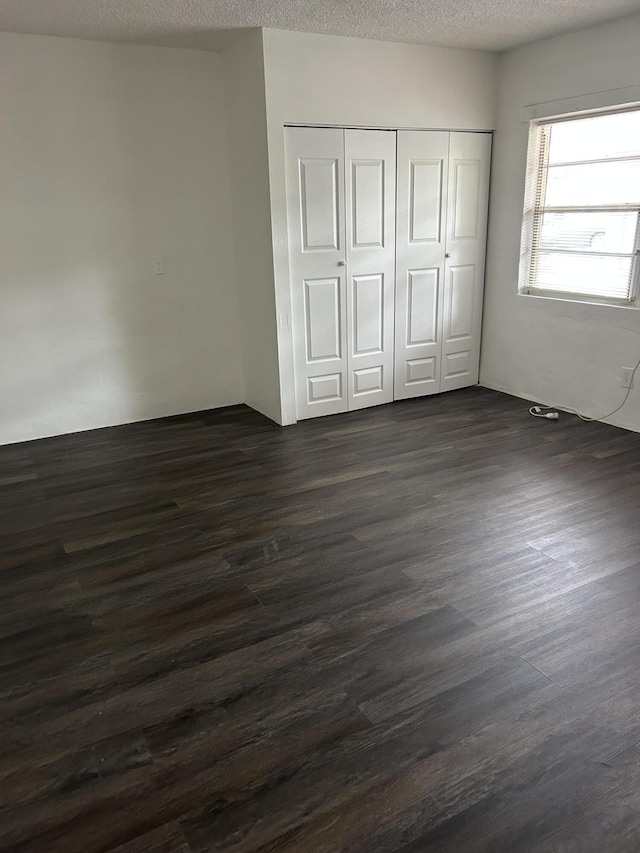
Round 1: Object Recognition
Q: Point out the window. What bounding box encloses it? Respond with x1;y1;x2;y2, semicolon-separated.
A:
519;107;640;305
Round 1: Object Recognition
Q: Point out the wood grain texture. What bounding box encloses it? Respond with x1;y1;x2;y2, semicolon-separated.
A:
2;387;640;851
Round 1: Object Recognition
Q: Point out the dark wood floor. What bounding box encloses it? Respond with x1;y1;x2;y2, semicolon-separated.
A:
3;387;640;852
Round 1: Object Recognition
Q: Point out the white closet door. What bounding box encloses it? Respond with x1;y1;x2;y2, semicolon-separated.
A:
441;132;492;392
286;127;347;420
394;131;449;400
345;130;396;411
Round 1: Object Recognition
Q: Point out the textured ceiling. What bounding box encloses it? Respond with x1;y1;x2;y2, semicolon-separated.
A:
0;0;638;53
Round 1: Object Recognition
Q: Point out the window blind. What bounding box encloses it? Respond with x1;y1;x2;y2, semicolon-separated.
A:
520;108;640;303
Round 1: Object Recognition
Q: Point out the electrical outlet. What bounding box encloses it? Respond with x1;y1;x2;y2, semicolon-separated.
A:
621;367;634;389
154;259;164;276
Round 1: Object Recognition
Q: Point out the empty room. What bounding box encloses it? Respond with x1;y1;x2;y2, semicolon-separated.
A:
2;1;640;851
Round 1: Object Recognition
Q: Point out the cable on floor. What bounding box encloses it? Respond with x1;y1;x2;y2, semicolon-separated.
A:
529;352;640;423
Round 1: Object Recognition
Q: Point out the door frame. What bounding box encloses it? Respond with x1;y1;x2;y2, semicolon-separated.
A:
280;123;493;424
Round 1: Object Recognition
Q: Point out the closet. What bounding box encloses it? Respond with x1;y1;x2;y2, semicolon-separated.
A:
285;126;491;420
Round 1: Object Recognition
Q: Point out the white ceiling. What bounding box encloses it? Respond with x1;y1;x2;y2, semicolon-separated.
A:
0;0;638;53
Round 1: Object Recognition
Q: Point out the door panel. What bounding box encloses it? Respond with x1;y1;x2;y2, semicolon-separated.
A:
300;159;341;250
345;129;396;411
407;268;439;345
395;131;449;399
351;160;385;247
451;160;481;239
352;274;384;354
353;366;384;395
441;133;491;392
308;373;343;403
447;264;475;340
286;128;347;419
409;160;444;243
443;350;471;379
304;277;342;361
406;357;437;386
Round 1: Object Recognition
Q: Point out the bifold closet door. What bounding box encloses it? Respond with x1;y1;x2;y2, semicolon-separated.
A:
287;126;490;418
395;130;491;399
394;131;449;399
286;126;396;420
344;129;396;411
441;132;491;392
286;127;348;419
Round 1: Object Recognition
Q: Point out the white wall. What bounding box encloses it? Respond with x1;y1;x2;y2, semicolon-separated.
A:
262;29;499;423
0;32;242;445
481;14;640;432
222;30;282;424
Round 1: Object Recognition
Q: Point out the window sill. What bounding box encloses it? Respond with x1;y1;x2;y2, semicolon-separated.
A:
518;289;638;310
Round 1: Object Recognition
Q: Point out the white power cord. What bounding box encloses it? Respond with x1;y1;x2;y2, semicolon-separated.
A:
529;353;640;423
529;405;559;420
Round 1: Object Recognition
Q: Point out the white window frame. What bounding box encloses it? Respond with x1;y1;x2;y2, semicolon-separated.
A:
519;105;640;307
